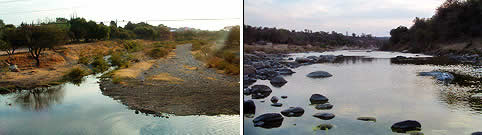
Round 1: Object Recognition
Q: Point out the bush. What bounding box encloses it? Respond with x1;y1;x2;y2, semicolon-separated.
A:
78;55;90;65
148;48;169;58
109;52;130;68
192;40;208;51
122;40;141;52
63;67;88;84
92;56;109;73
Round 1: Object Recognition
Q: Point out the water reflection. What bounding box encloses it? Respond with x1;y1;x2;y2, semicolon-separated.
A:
13;86;65;111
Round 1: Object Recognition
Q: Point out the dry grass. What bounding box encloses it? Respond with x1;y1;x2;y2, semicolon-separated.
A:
148;73;184;83
183;65;198;70
113;60;155;79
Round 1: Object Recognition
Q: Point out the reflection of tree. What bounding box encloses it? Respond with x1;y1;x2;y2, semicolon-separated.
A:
333;56;374;64
13;86;65;111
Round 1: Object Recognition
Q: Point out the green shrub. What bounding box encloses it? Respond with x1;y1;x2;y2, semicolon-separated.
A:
78;55;90;65
122;40;142;52
148;48;169;58
92;56;109;73
109;52;130;68
63;67;88;84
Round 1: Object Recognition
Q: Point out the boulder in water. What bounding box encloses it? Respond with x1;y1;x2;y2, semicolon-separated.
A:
244;100;256;114
281;107;304;117
307;71;333;78
270;76;287;87
313;113;335;120
315;103;333;110
391;120;422;133
310;94;329;104
252;113;284;128
271;96;279;103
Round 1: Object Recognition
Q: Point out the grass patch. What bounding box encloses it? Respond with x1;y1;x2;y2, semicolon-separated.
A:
112;76;124;84
78;54;90;65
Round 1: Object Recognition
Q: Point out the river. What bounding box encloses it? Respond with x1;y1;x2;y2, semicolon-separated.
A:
244;50;481;135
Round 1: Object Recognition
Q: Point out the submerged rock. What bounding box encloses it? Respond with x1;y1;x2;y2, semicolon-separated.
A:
391;120;422;133
281;96;288;99
307;71;333;78
313;113;335;120
315;103;333;110
418;71;454;81
281;107;305;117
357;117;376;122
271;103;282;107
314;124;333;130
310;94;329;104
252;113;284;128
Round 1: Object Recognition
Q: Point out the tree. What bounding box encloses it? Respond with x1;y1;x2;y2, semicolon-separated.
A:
1;27;25;64
226;25;240;47
21;24;68;67
69;18;88;42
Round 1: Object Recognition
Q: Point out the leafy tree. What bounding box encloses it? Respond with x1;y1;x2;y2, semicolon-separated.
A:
21;24;68;67
69;18;88;42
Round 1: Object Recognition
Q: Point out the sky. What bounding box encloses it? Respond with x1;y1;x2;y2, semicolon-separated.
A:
244;0;445;37
0;0;241;30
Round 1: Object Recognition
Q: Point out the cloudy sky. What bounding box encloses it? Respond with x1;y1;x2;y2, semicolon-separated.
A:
0;0;241;30
244;0;445;37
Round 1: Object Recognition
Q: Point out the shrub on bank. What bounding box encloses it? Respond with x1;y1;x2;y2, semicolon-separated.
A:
62;67;88;84
92;56;109;73
148;48;169;59
78;55;90;65
122;40;142;52
109;52;131;68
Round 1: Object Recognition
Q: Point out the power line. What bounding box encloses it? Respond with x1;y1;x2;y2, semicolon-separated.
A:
0;7;79;15
0;0;30;4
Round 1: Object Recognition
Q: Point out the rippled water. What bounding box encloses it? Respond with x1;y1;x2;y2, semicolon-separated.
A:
244;51;481;135
0;74;239;135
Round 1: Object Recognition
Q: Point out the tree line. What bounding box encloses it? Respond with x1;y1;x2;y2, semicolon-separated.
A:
244;25;384;47
0;17;223;67
382;0;481;52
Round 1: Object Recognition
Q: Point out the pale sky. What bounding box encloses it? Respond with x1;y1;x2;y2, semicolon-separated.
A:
244;0;445;37
0;0;242;30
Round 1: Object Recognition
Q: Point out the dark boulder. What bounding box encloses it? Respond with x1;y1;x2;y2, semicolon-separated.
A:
281;96;288;99
243;76;257;86
271;96;279;103
391;120;422;133
310;94;329;104
244;100;256;114
315;103;333;110
251;85;273;99
281;107;304;117
313;113;335;120
244;65;256;75
278;68;295;75
270;76;287;87
295;57;311;63
472;132;482;135
252;113;284;128
307;71;333;78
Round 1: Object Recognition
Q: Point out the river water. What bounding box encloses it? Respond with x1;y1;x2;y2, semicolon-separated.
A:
0;73;239;135
244;50;481;135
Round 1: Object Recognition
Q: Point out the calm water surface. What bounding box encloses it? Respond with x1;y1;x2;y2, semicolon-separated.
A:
244;50;481;135
0;74;239;135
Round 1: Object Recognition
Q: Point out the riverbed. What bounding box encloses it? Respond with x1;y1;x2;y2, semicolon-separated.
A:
0;73;239;135
244;50;481;135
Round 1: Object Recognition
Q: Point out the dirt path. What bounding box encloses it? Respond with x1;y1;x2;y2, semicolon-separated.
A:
100;44;239;116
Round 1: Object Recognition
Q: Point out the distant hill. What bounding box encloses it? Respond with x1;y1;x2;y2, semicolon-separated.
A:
381;0;482;55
